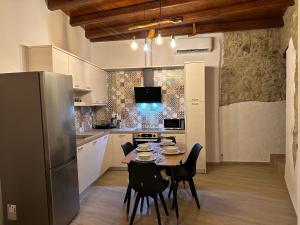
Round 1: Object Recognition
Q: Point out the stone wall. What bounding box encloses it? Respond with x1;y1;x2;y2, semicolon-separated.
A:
220;29;286;106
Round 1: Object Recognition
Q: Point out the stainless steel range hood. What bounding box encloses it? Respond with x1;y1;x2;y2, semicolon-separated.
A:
143;68;154;87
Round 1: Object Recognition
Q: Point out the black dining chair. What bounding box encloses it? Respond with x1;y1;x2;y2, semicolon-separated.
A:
121;142;135;214
169;143;203;209
121;142;150;214
128;161;169;225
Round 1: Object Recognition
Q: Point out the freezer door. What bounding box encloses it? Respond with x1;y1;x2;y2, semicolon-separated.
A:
40;72;77;169
49;159;79;225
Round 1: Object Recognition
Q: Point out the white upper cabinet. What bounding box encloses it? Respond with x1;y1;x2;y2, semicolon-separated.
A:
83;63;108;105
27;45;71;77
68;55;86;89
26;45;108;106
52;47;70;75
184;62;205;102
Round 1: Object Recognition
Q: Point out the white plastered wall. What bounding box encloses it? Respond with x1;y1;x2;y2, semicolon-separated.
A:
285;39;297;210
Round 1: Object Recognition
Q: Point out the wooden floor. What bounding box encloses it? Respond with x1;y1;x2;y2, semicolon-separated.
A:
71;164;297;225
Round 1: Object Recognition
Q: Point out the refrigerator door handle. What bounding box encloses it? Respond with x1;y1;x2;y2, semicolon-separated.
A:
53;157;76;173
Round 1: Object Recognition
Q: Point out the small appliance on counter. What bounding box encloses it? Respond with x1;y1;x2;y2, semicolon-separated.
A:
92;123;111;129
110;113;118;128
110;113;124;129
164;118;185;130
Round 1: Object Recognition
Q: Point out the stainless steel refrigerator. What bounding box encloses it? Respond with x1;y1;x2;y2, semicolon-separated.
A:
0;72;80;225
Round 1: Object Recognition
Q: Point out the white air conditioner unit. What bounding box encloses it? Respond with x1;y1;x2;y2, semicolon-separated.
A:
175;37;213;54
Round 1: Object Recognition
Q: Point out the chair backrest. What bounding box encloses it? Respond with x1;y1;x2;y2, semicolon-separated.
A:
128;161;167;195
184;143;203;176
121;142;135;156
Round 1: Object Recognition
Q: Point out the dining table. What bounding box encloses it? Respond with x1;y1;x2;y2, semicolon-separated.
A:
122;142;187;219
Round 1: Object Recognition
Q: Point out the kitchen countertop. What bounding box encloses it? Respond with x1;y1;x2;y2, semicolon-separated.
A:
76;128;186;147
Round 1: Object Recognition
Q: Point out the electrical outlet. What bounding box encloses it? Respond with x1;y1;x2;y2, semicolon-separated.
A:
7;204;17;221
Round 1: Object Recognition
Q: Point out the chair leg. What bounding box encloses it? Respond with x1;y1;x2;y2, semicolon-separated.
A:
129;193;141;225
171;182;178;210
124;184;130;204
189;179;200;209
153;195;162;225
140;197;144;213
126;186;131;215
159;192;169;216
146;196;150;208
168;184;172;199
188;180;195;197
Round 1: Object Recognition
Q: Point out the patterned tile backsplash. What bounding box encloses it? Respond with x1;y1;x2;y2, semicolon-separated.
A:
75;69;185;131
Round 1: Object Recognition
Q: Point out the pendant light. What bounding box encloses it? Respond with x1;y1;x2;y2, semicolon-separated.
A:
156;32;163;45
170;35;176;48
144;39;149;52
130;36;138;50
155;0;163;45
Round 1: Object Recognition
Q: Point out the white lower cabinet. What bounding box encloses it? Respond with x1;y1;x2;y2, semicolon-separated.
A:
111;133;133;168
77;135;109;194
101;135;112;175
77;143;92;194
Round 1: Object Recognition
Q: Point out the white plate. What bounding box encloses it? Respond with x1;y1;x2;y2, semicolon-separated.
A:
161;149;183;155
135;155;157;162
136;147;154;152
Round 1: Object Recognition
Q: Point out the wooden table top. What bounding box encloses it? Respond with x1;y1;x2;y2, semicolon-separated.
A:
121;143;187;167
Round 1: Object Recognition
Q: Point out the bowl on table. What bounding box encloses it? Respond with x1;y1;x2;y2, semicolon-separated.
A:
164;146;179;154
138;143;150;150
137;152;154;160
160;138;175;146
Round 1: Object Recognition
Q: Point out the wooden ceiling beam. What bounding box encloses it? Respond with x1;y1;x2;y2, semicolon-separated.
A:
47;0;101;10
85;0;291;39
90;17;284;42
70;0;199;27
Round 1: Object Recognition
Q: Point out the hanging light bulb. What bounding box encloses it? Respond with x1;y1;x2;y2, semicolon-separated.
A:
170;35;176;48
155;31;163;45
130;36;138;50
144;39;149;52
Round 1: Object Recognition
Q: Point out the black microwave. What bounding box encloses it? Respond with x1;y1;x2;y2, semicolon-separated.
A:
164;119;185;130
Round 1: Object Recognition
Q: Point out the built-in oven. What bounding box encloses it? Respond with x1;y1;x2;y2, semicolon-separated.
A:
164;119;185;130
133;133;161;148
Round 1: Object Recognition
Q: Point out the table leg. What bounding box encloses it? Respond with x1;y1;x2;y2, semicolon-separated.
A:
170;167;179;218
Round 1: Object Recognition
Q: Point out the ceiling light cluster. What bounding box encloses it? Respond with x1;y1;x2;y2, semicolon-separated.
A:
130;0;177;52
130;35;177;51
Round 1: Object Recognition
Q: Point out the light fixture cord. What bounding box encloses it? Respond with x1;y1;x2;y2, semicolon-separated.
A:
159;0;162;32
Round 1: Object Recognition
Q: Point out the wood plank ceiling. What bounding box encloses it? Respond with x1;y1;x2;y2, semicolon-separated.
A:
46;0;294;42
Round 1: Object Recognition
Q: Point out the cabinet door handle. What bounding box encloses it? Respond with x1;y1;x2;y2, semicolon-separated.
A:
192;103;199;105
119;134;126;137
92;140;98;145
77;147;84;152
192;98;199;101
